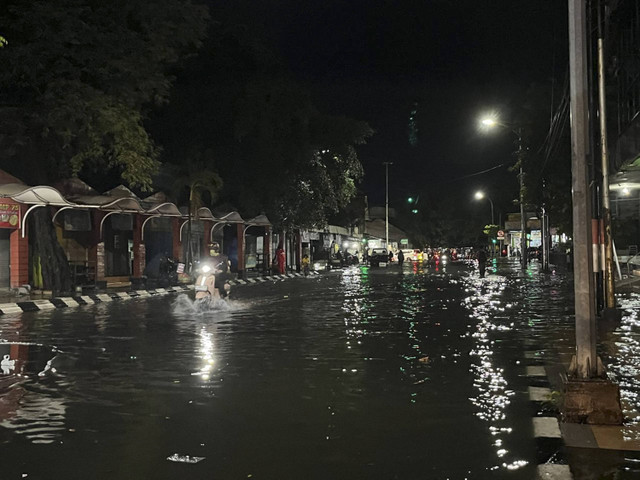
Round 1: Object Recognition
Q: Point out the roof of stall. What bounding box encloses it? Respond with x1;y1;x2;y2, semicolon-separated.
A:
71;194;145;212
196;207;218;221
53;177;98;196
215;211;244;223
139;192;182;216
70;184;144;212
0;183;73;206
245;214;271;226
145;202;182;216
0;170;26;186
102;185;139;198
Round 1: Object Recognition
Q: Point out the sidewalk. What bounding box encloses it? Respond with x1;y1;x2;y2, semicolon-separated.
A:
616;274;640;293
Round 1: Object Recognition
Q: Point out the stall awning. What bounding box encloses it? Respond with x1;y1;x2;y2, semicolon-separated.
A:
196;207;218;221
245;214;271;226
71;195;145;212
216;211;244;223
0;184;72;206
145;202;182;216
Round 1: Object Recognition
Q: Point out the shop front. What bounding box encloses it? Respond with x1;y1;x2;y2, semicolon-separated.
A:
0;201;19;287
0;182;72;289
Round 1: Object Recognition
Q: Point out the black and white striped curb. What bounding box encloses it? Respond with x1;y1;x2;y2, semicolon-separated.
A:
0;286;192;315
227;270;319;286
0;270;321;315
524;352;574;480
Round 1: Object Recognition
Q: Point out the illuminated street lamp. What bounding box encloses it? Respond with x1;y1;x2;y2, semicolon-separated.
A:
473;190;494;225
479;115;527;270
481;117;497;127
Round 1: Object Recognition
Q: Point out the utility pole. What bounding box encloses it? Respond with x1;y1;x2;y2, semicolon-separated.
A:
563;1;622;426
568;0;598;379
597;0;616;314
517;130;527;271
383;162;393;250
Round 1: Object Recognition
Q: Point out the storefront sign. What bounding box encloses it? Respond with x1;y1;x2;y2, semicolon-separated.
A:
0;203;19;229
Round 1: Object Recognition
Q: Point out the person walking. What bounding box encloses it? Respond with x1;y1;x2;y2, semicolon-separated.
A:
276;244;286;274
301;254;310;275
476;247;488;278
397;249;404;267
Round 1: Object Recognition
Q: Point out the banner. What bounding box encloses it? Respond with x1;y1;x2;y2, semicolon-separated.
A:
0;203;19;229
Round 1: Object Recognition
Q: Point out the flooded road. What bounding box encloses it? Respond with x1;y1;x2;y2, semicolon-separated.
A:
1;259;640;479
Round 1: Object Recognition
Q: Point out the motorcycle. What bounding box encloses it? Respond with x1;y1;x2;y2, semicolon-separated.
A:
194;262;231;304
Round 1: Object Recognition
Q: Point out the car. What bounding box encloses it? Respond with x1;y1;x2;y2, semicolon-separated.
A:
369;248;389;267
400;249;414;262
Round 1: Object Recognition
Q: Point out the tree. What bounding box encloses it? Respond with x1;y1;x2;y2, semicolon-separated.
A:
148;25;373;232
0;0;208;292
162;154;223;271
0;0;208;191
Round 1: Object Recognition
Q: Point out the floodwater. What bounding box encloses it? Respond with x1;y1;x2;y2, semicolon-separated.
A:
1;259;639;479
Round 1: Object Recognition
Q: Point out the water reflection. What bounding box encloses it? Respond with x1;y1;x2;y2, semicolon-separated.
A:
0;341;64;443
341;267;371;352
462;273;528;472
605;293;640;439
193;325;216;381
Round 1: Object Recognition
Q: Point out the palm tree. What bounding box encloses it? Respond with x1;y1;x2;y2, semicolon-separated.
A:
169;157;223;272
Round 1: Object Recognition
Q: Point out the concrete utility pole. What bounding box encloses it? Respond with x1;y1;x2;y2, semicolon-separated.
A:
568;0;598;379
563;2;622;426
383;162;392;250
597;1;616;313
517;130;527;271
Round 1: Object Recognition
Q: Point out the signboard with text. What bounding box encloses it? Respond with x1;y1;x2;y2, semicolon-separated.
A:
0;203;19;229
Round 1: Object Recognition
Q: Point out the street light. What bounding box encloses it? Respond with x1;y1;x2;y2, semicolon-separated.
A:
479;116;527;270
473;190;494;225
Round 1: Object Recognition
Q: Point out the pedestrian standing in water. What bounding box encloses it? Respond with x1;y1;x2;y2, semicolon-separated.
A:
476;247;488;278
398;249;404;267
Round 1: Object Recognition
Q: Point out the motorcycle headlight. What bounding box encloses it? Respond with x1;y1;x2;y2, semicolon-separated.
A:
201;265;211;274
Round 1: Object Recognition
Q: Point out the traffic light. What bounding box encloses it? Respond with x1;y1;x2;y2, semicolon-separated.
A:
411;209;418;214
407;197;414;203
492;239;497;244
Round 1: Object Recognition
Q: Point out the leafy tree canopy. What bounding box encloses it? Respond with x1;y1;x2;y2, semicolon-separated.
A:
0;0;208;190
149;25;373;230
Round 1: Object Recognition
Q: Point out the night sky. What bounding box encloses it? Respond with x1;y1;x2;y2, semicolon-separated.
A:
208;0;568;219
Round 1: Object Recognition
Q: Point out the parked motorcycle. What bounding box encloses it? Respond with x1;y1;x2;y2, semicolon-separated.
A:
144;253;179;287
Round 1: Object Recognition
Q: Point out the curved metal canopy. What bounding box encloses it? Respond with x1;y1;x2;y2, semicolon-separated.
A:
145;202;182;216
245;214;271;226
196;207;219;221
216;211;244;223
72;195;145;212
0;184;72;206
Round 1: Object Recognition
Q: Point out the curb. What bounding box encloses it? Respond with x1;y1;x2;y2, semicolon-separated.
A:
523;351;574;480
0;270;321;316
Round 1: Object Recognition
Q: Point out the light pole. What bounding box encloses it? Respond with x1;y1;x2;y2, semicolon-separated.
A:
480;117;527;270
383;162;393;250
474;191;494;225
